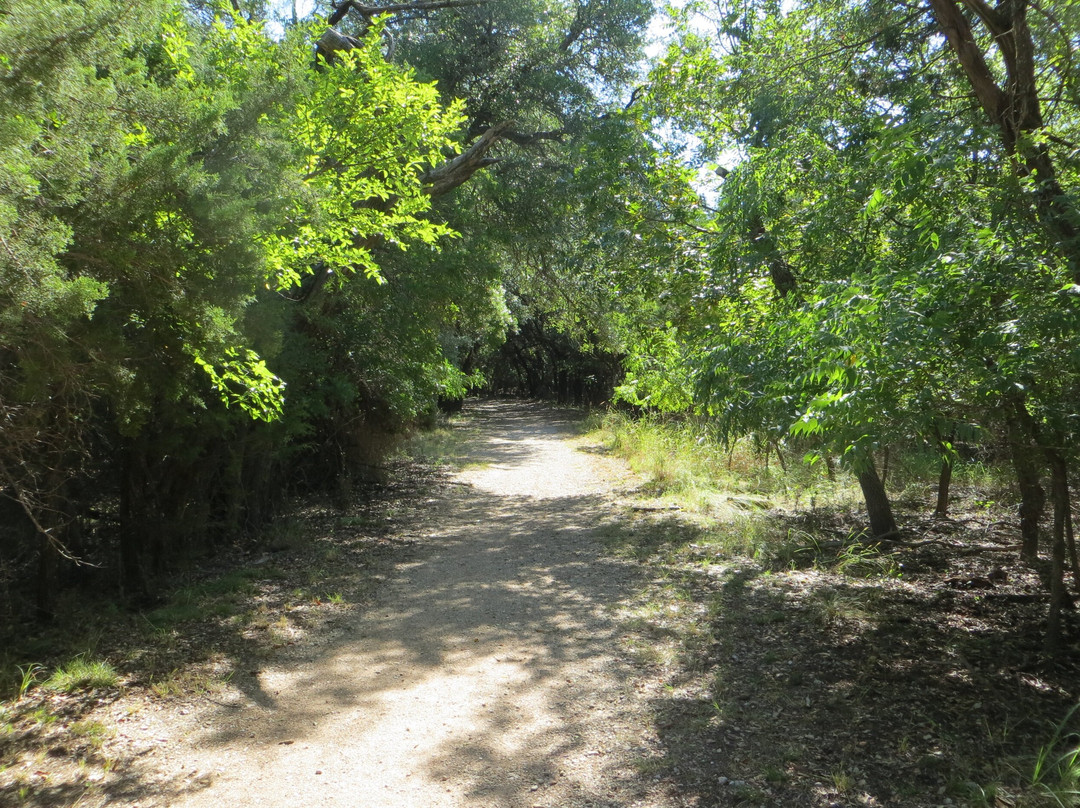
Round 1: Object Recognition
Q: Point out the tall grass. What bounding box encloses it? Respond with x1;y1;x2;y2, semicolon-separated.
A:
1029;703;1080;807
592;411;1012;519
397;422;469;468
592;411;853;508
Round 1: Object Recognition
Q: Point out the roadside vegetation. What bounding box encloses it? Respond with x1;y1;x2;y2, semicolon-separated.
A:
0;451;446;807
591;412;1080;806
1;404;1077;806
3;0;1080;803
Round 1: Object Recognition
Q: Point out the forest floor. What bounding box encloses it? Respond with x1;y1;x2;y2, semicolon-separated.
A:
2;399;1080;807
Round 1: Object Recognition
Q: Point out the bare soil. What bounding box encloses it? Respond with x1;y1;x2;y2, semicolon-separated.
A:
2;399;1079;808
2;400;682;807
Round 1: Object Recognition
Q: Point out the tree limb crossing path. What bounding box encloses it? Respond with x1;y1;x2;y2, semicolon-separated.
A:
142;400;685;808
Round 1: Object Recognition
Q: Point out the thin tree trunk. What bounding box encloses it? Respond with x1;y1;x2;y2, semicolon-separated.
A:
1005;397;1045;561
1066;497;1080;593
36;529;59;621
933;428;955;519
1015;453;1044;562
119;439;150;603
1044;451;1069;654
771;441;787;472
749;214;797;296
935;455;953;519
35;468;71;621
857;458;898;539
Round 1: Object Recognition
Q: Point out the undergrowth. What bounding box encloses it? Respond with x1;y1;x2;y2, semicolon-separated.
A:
396;411;472;468
591;410;1012;524
591;410;1076;806
592;411;856;507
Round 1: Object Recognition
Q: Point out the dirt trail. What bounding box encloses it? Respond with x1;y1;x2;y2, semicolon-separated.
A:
140;401;678;808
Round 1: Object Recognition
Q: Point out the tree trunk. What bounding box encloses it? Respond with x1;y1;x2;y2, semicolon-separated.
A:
35;468;73;621
773;441;787;472
749;214;797;297
119;439;150;603
1044;451;1069;655
1066;501;1080;593
1015;451;1044;561
420;120;512;196
926;0;1080;283
934;455;953;519
857;458;898;539
1005;399;1045;561
36;529;59;621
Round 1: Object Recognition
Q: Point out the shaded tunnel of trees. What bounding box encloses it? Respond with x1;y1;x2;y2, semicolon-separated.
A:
3;0;1080;655
482;317;623;406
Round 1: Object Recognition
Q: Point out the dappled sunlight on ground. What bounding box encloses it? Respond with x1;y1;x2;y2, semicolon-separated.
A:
124;400;675;808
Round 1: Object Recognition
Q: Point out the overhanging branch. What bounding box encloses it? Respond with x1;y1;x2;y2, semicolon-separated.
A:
501;129;565;146
330;0;490;25
421;121;514;196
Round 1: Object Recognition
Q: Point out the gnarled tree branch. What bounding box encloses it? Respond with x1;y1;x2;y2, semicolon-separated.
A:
330;0;490;25
501;129;565;146
421;120;514;196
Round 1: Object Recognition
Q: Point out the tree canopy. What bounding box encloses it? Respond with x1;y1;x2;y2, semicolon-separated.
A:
2;0;1080;646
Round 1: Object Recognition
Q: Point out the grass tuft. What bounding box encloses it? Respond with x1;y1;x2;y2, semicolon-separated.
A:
15;662;45;699
833;541;902;578
44;655;118;693
146;568;262;626
1029;703;1080;807
149;667;231;699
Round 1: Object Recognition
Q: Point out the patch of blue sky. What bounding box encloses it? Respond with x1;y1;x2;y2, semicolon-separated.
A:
647;1;746;201
265;0;318;39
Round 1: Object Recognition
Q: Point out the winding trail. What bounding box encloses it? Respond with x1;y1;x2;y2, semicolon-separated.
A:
148;400;679;808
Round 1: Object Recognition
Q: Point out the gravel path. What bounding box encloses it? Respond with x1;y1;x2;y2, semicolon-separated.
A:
142;400;682;808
